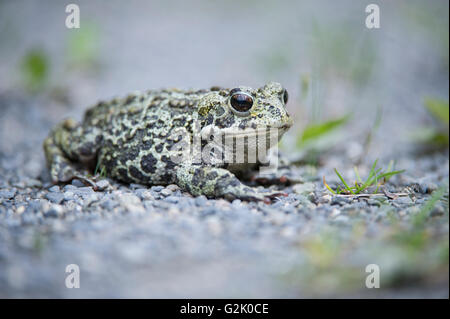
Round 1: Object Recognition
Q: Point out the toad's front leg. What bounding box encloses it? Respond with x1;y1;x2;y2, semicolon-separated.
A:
43;119;101;188
175;164;286;202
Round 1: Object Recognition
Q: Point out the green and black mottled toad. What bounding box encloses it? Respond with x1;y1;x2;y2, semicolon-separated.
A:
44;82;293;201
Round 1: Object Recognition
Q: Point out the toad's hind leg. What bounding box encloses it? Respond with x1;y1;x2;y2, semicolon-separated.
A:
43;118;101;187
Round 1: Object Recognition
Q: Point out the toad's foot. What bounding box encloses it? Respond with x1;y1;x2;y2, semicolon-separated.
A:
249;167;303;186
43;135;98;190
176;165;287;202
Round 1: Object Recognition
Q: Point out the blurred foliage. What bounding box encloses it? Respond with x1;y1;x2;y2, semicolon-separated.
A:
257;42;294;76
425;98;449;127
16;22;101;97
296;114;350;149
300;74;310;101
293;68;351;153
412;98;449;149
310;22;377;88
19;49;49;93
401;1;449;70
66;22;100;68
357;105;383;164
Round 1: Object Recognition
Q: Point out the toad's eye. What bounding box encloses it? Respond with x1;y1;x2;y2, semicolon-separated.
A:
229;92;254;115
282;89;289;104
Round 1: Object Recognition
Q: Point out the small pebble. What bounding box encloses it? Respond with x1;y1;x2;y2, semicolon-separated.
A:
166;184;180;192
48;185;60;192
164;196;179;204
71;179;85;187
96;180;110;191
419;182;438;194
151;186;164;192
195;195;208;206
45;192;64;204
63;184;77;192
293;182;315;195
0;189;16;199
430;204;446;217
331;196;352;206
318;194;332;204
160;189;172;196
44;205;64;218
130;183;146;190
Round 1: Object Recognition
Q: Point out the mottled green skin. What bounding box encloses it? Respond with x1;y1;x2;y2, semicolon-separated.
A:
44;82;293;201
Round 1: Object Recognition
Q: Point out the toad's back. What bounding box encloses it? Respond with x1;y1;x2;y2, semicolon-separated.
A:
83;89;207;184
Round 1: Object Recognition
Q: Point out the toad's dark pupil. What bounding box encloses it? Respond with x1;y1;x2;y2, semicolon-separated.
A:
230;94;253;112
283;89;289;104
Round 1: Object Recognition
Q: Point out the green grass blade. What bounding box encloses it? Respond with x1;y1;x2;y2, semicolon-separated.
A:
378;170;406;181
353;166;363;184
323;176;336;194
356;167;382;193
334;168;355;194
424;98;449;126
297;114;351;147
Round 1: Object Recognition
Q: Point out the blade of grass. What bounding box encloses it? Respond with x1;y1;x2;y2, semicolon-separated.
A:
334;168;355;194
297;114;351;147
356;168;382;193
374;182;381;193
323;176;336;194
354;166;363;184
365;159;379;182
378;170;405;181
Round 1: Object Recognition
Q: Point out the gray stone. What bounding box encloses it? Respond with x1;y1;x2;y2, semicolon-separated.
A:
367;199;381;206
195;195;208;206
166;184;180;192
101;199;118;210
394;196;414;206
430;204;446;217
293;182;315;195
0;189;16;199
318;194;332;204
44;205;64;218
164;196;179;204
71;179;85;187
45;192;64;204
135;189;154;201
160;188;172;196
96;179;110;191
151;186;164;192
63;191;75;201
130;183;146;190
48;185;60;192
63;184;78;192
419;182;438;194
331;196;352;205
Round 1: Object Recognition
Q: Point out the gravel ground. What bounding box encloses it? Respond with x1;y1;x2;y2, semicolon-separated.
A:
0;0;448;298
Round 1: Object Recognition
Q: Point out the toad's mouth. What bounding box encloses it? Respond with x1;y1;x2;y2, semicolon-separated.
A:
202;124;290;139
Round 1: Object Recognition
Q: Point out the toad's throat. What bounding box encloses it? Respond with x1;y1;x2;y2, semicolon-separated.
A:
203;127;284;162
